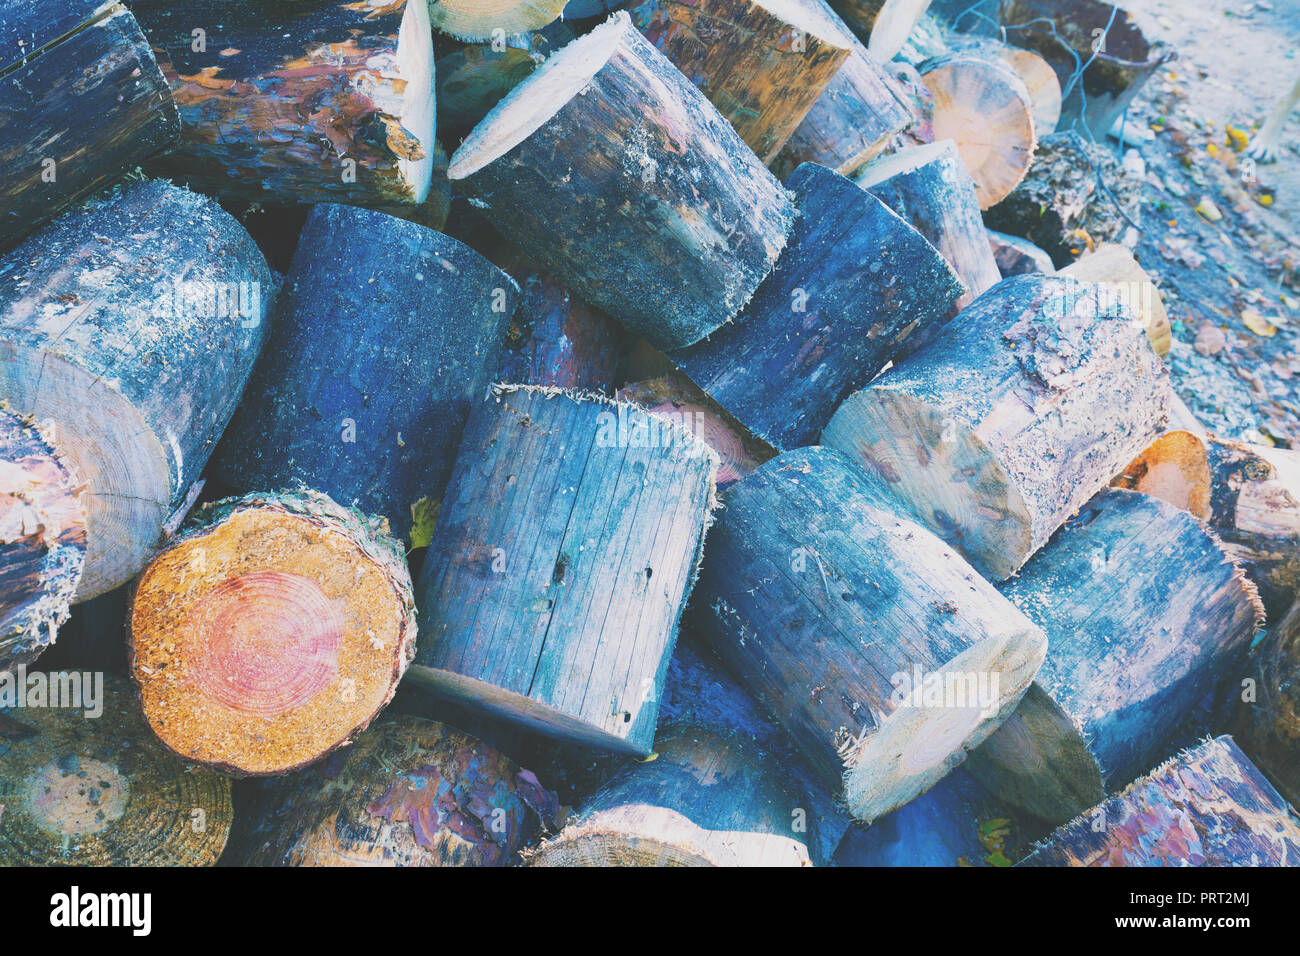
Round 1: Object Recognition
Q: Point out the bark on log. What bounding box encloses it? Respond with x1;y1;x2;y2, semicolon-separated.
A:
690;446;1047;822
496;270;623;392
628;0;853;164
409;386;718;755
212;203;517;546
1238;599;1300;808
528;722;813;866
0;180;274;600
231;714;562;866
822;274;1170;581
1020;736;1300;867
132;0;436;206
1060;243;1171;356
987;229;1054;277
0;413;86;673
0;0;179;247
967;488;1264;823
670;162;963;451
917;53;1037;209
447;12;796;351
129;490;417;776
0;674;232;866
428;0;569;40
828;0;934;61
855;139;1001;312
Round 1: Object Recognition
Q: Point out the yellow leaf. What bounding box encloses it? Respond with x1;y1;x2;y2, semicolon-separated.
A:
1242;308;1278;337
408;496;441;549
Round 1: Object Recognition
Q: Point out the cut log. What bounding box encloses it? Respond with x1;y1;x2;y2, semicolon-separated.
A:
0;413;86;673
670;162;964;451
828;0;934;62
133;0;436;206
771;16;918;179
822;274;1170;581
374;139;454;233
690;446;1047;823
855;140;1001;311
917;54;1037;209
967;488;1264;823
0;674;232;866
0;180;274;600
428;0;569;40
129;490;417;776
1060;243;1171;356
447;12;796;351
231;714;561;866
528;722;813;866
0;0;179;247
628;0;853;164
408;386;718;755
987;229;1054;277
1238;599;1300;807
212;203;517;546
1110;394;1212;520
496;270;623;392
940;38;1063;137
1020;736;1300;867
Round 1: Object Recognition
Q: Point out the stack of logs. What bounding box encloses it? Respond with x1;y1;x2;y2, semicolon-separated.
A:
1;0;1296;869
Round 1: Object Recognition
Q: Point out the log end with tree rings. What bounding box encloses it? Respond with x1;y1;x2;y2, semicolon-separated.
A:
231;714;563;866
0;411;86;673
918;54;1037;209
0;674;232;866
997;47;1062;137
527;722;813;866
427;0;569;41
129;490;416;776
447;12;796;352
1020;736;1300;867
822;274;1171;582
1112;430;1213;522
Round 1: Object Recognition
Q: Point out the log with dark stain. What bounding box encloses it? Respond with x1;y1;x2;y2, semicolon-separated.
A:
1237;599;1300;808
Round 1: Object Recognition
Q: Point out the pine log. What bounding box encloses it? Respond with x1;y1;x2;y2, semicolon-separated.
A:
0;180;274;600
212;204;517;546
987;229;1054;277
496;270;623;392
822;274;1170;581
967;488;1264;823
691;446;1047;822
0;0;179;247
855;140;1001;312
409;386;718;755
428;0;569;40
628;0;853;164
1239;599;1300;807
447;12;796;351
1060;243;1171;356
129;490;417;776
232;714;561;866
1020;736;1300;867
528;722;813;866
917;54;1037;209
941;38;1062;137
670;162;963;451
133;0;436;206
828;0;934;61
0;674;232;866
0;413;86;673
1110;394;1212;520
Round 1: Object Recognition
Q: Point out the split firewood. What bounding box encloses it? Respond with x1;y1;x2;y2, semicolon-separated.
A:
427;0;569;40
917;54;1037;209
670;163;962;451
628;0;853;164
212;204;518;546
132;0;436;206
447;12;795;351
231;715;561;866
987;229;1054;277
1238;598;1300;807
1060;243;1171;356
0;412;86;673
691;446;1047;823
408;386;718;755
0;675;232;866
496;270;623;392
528;722;812;866
855;140;1001;312
1110;393;1212;520
1020;736;1300;867
129;490;417;776
828;0;935;62
0;180;273;601
0;0;178;246
823;275;1170;581
967;488;1264;824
